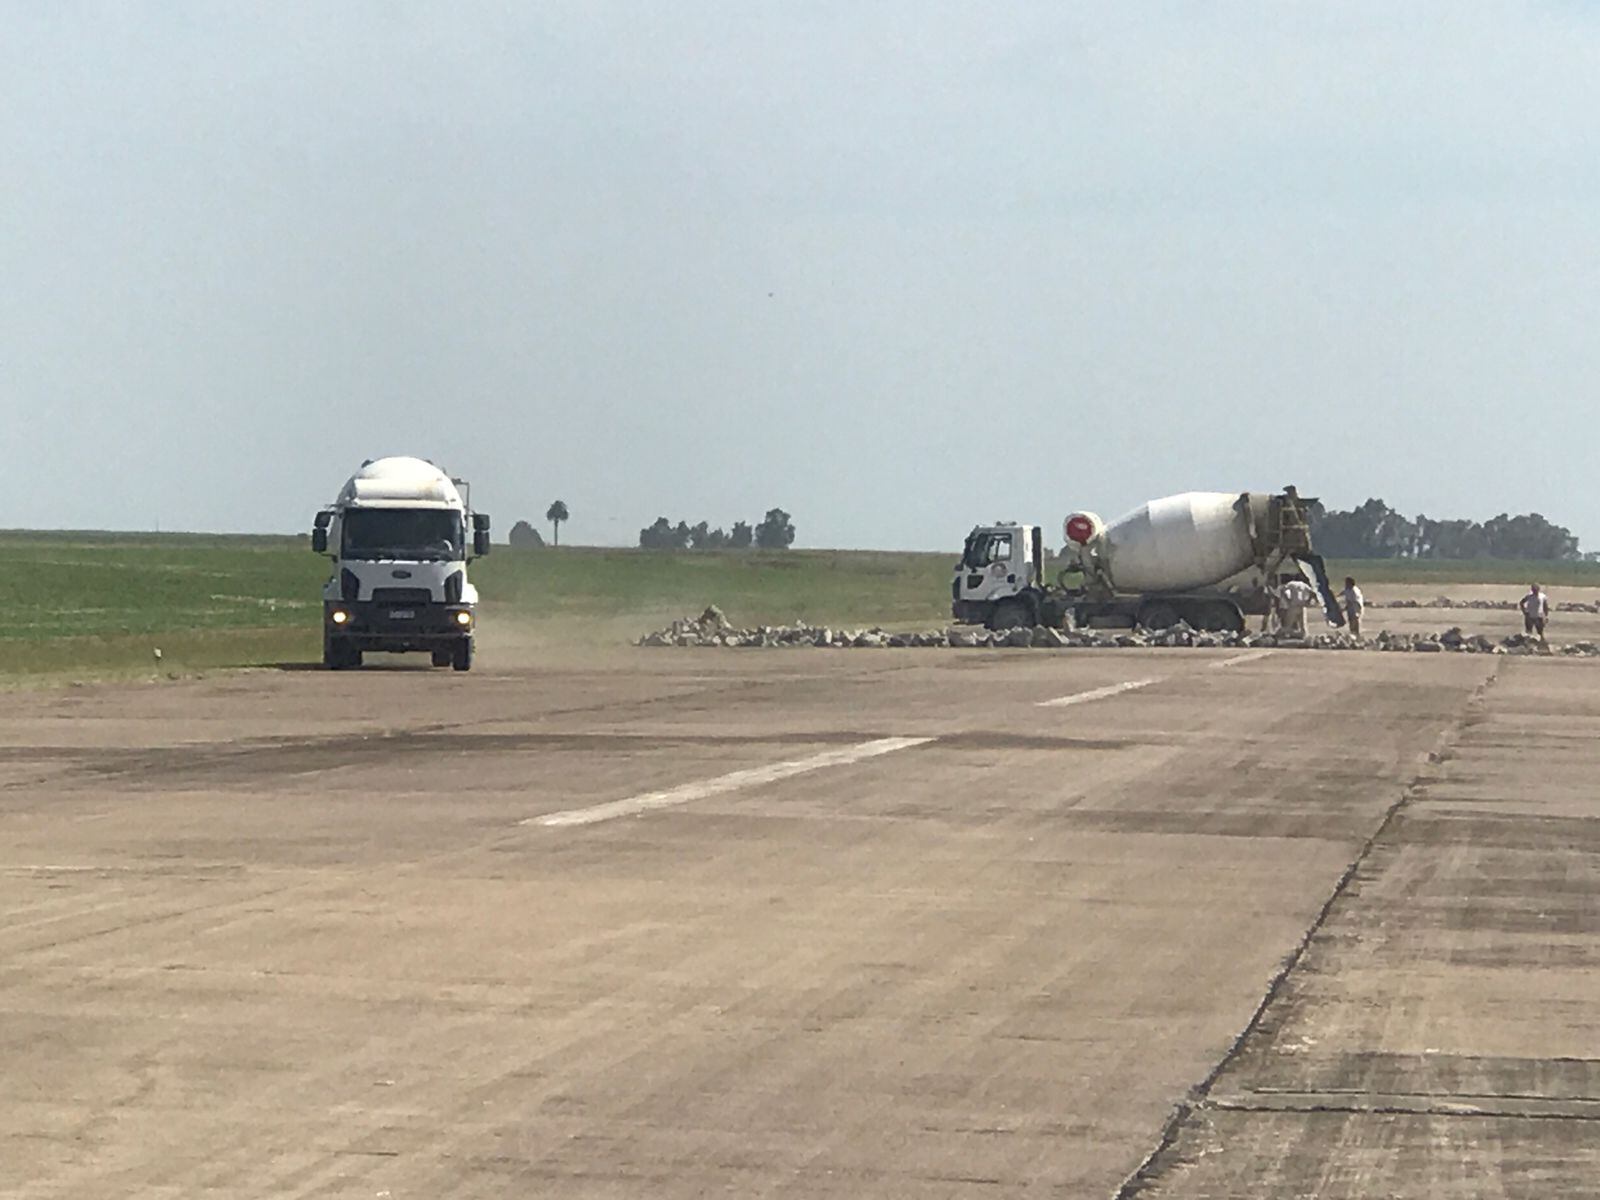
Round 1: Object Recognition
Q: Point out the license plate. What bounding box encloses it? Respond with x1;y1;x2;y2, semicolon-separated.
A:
389;609;415;619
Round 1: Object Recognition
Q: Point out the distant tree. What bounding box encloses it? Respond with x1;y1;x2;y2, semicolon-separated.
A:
546;500;570;546
684;523;730;550
1310;498;1409;558
755;508;795;550
508;520;545;549
1417;515;1491;560
642;517;738;551
639;517;674;549
729;520;754;549
1482;512;1579;560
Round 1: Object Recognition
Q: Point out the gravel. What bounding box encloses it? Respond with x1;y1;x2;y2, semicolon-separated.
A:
1372;596;1600;613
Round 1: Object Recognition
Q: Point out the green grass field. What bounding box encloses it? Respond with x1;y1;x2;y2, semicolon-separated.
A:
4;531;1599;682
478;546;955;626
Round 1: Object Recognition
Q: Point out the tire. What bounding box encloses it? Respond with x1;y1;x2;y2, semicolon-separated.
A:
451;638;474;672
431;650;452;668
989;599;1032;631
324;637;360;670
1137;601;1181;631
1185;600;1244;634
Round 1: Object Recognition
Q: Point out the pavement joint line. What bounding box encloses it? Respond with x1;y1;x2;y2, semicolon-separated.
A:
1036;679;1157;708
525;736;934;828
1203;1092;1600;1122
1210;650;1274;669
2;864;147;873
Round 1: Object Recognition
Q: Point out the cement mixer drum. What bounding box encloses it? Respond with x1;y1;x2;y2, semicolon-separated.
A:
1100;492;1257;593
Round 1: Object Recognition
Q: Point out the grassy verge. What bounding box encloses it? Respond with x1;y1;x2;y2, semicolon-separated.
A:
475;546;955;628
0;533;324;684
0;628;318;686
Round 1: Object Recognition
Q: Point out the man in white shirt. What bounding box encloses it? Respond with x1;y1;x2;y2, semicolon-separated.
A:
1341;576;1365;638
1280;577;1318;637
1520;584;1549;638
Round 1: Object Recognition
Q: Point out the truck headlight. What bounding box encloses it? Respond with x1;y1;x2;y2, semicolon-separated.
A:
455;610;473;627
331;609;350;625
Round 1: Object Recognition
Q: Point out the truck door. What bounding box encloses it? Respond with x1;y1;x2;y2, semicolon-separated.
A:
960;529;1023;602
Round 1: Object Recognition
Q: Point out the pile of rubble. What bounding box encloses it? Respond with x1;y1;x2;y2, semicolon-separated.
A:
1371;628;1597;655
638;608;1600;657
1374;596;1600;613
636;607;948;649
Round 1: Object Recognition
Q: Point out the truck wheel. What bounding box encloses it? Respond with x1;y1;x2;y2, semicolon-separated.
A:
1184;601;1244;634
989;599;1032;631
431;650;452;668
1137;601;1181;631
324;637;360;670
451;638;473;672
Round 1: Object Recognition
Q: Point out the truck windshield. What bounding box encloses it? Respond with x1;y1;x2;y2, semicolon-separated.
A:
963;532;1013;569
342;509;463;561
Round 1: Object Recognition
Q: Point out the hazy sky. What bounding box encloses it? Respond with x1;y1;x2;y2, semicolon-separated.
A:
5;3;1599;549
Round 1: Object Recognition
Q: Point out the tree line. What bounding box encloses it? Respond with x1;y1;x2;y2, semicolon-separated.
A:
505;503;798;551
1309;499;1581;560
640;508;795;551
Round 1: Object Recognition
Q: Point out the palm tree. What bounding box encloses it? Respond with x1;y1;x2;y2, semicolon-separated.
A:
546;500;569;546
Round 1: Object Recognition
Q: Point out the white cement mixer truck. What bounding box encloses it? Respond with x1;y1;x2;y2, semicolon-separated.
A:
310;457;491;670
951;489;1342;634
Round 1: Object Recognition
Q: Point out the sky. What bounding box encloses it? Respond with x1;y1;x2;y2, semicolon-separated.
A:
4;2;1599;550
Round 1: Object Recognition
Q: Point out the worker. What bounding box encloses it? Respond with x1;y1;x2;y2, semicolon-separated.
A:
1263;576;1286;634
1520;583;1549;639
1279;576;1317;637
1341;576;1365;638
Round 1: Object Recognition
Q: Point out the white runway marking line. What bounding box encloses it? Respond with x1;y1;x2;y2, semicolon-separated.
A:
1037;679;1157;708
527;736;933;828
1210;649;1274;669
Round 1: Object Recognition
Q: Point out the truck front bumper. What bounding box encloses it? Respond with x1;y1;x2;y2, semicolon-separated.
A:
324;601;473;652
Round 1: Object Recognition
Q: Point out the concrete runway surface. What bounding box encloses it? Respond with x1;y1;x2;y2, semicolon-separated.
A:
3;638;1598;1197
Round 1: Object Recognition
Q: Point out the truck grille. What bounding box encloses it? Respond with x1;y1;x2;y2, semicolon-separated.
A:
371;587;432;604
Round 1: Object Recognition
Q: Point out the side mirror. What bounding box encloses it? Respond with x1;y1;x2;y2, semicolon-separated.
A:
472;514;491;557
311;528;328;553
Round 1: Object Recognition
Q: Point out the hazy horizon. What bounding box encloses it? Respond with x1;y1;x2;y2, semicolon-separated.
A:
6;4;1598;551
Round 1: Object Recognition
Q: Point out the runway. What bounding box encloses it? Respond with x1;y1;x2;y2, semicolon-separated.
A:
3;640;1597;1196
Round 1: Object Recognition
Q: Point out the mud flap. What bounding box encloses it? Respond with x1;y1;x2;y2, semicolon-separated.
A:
1297;552;1346;628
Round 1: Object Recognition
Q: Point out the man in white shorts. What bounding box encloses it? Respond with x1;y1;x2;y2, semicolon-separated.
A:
1520;584;1549;639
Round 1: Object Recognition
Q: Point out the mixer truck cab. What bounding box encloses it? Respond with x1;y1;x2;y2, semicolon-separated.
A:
952;523;1068;630
311;457;491;671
